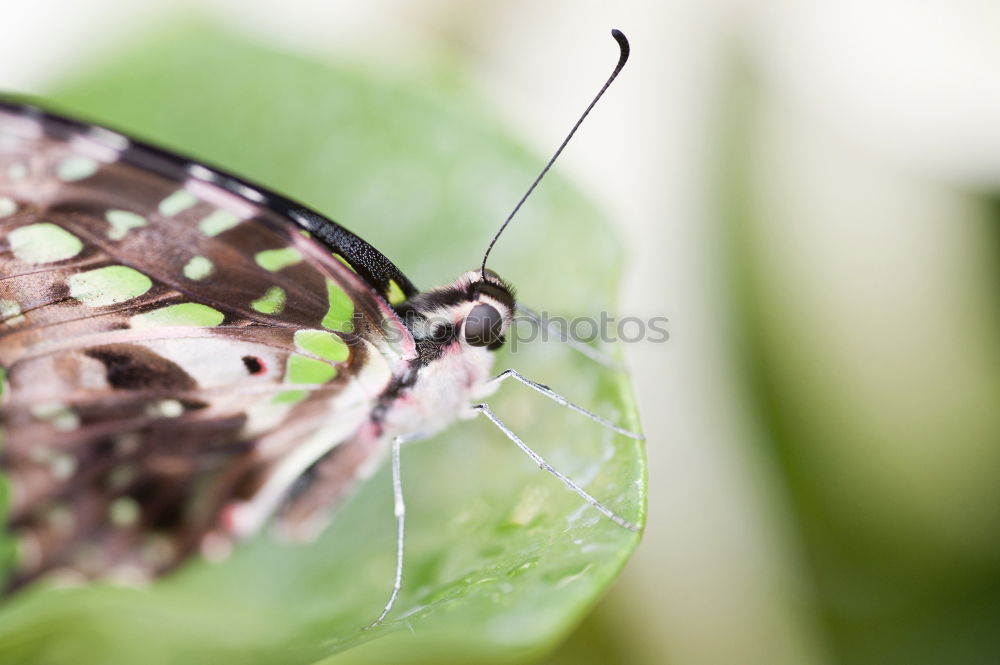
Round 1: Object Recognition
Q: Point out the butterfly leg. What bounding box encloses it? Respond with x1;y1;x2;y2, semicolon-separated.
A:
472;403;639;532
489;369;644;440
364;434;408;630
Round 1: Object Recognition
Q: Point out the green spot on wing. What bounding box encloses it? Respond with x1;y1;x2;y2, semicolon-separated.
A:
198;209;240;236
0;197;16;217
284;353;337;384
386;279;406;305
322;279;354;331
294;329;349;363
182;256;215;281
131;302;225;328
272;389;308;404
7;163;27;181
333;253;357;273
30;402;80;431
0;299;24;326
8;222;83;263
158;190;197;216
109;498;140;527
255;247;302;272
69;265;153;307
105;209;148;240
251;286;286;315
56;156;98;181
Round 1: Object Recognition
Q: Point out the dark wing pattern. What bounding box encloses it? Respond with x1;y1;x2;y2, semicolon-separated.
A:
0;102;415;590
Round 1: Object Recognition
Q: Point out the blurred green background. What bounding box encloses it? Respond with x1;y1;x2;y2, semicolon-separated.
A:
3;1;1000;664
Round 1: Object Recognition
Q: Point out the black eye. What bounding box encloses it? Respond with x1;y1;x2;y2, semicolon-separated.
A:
463;304;504;348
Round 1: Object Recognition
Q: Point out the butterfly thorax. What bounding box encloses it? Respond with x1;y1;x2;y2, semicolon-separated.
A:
376;270;515;437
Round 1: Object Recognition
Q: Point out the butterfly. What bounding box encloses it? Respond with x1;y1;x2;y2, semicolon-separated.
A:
0;29;639;627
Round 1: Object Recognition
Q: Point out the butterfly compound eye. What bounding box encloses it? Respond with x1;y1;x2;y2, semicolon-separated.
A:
464;303;504;348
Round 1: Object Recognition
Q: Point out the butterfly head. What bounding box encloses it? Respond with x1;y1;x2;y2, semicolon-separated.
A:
400;270;515;358
464;269;516;349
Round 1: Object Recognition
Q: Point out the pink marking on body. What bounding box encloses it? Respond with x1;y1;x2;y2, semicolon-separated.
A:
220;503;238;533
355;420;383;442
200;530;234;562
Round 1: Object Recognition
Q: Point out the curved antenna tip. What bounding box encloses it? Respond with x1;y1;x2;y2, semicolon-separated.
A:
610;30;630;71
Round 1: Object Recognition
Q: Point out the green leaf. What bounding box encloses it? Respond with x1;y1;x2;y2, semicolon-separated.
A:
0;19;645;665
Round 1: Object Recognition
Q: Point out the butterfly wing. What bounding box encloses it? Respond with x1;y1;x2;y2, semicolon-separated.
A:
0;101;415;588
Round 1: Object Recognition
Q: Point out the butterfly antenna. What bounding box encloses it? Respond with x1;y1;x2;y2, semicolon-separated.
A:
480;29;630;277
